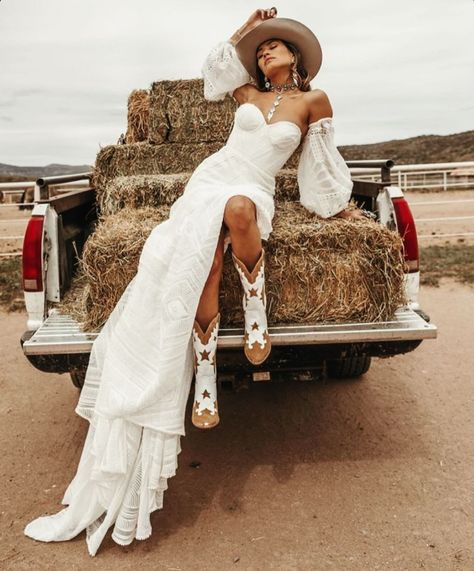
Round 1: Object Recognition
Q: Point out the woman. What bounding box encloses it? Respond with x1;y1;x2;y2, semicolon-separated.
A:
24;7;367;556
192;7;367;429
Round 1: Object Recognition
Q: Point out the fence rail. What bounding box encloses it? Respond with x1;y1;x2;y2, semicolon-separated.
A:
353;161;474;191
1;163;474;258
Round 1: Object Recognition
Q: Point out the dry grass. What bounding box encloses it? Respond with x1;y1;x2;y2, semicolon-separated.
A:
0;257;25;312
419;243;474;287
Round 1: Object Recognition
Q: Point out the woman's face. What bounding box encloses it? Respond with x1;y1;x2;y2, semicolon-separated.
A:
256;38;292;75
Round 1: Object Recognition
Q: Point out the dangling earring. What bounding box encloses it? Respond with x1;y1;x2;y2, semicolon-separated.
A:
291;59;299;87
264;75;271;90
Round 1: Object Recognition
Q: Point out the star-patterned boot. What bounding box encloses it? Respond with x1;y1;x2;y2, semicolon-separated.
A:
231;248;272;365
191;312;220;429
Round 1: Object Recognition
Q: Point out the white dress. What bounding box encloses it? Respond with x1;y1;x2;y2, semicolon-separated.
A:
24;40;353;556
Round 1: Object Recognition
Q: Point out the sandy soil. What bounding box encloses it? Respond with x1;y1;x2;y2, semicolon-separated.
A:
1;279;473;570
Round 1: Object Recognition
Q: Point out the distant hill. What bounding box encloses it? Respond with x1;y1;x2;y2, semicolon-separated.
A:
1;128;472;183
0;163;93;183
340;130;474;165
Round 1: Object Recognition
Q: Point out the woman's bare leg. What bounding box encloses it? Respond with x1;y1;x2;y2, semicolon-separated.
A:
195;226;225;330
195;195;261;328
223;196;262;271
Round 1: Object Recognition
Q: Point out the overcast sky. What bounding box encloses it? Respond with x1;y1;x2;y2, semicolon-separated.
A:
0;0;473;166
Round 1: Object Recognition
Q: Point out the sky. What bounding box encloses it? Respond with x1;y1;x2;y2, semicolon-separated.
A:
0;0;473;166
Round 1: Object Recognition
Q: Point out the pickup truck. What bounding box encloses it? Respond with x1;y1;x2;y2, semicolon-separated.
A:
19;162;437;390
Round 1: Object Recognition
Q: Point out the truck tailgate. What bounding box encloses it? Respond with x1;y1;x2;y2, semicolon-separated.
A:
22;306;437;355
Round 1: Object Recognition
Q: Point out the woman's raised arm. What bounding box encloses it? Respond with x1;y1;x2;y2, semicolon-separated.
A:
201;8;278;101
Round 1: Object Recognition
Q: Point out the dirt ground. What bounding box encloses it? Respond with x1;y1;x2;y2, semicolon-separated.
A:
407;189;474;246
1;278;473;570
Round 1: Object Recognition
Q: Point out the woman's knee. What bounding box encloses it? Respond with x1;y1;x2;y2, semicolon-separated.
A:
224;196;257;232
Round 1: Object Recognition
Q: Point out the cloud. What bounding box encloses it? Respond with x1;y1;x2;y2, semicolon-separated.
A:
0;0;472;165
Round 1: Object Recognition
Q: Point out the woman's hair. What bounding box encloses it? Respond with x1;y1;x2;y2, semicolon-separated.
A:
254;38;312;92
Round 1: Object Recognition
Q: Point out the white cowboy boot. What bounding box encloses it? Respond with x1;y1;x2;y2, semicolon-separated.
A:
231;248;272;365
191;312;220;429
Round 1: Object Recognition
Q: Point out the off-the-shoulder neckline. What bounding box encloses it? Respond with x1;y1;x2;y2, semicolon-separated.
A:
239;102;333;138
308;117;333;128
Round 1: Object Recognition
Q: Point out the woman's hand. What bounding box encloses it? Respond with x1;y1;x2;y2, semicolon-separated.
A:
246;7;278;30
334;207;375;221
230;7;277;45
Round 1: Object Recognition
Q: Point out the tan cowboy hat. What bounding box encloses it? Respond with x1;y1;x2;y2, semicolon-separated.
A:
235;17;323;82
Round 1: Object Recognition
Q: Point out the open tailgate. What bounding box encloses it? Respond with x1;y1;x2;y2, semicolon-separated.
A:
22;306;437;356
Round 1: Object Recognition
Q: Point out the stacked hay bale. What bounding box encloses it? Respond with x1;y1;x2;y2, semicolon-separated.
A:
60;78;407;331
125;89;150;143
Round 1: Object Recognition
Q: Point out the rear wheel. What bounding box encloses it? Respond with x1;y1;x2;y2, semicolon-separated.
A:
70;369;86;389
326;355;371;379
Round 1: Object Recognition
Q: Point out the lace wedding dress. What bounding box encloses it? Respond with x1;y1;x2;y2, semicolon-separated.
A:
24;39;353;556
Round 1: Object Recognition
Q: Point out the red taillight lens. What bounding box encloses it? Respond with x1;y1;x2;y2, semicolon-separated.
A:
392;197;419;272
22;216;45;291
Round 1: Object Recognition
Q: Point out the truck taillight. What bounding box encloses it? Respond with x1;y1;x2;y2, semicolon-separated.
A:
392;197;419;272
22;215;45;292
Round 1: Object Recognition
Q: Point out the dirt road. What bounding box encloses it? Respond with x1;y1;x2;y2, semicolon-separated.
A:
1;279;473;570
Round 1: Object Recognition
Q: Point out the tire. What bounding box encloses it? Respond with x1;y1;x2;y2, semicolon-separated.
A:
70;369;86;389
326;354;371;379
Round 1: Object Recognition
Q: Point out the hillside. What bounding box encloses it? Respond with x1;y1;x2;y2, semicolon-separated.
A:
339;130;474;165
0;163;92;183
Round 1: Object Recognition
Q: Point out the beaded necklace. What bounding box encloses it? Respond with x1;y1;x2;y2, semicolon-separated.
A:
266;83;298;121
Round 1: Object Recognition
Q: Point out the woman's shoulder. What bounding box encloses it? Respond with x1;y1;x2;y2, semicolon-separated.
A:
231;83;261;104
302;89;333;124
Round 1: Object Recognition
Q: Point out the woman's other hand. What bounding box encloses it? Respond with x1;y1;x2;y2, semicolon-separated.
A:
334;207;375;221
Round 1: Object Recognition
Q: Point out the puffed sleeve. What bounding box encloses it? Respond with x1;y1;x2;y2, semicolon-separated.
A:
201;40;252;101
297;117;353;218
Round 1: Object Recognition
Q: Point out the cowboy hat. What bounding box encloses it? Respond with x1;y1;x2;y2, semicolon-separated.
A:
234;17;323;82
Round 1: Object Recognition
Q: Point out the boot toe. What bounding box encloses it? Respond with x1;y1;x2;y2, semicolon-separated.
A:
244;332;272;365
192;402;220;429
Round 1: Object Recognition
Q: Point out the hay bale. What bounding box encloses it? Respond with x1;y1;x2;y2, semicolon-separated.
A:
96;169;306;217
149;79;237;144
59;202;407;332
220;201;407;326
59;206;171;332
91;142;302;197
275;169;300;201
146;79;336;171
125;89;150;143
97;173;190;216
91;141;223;194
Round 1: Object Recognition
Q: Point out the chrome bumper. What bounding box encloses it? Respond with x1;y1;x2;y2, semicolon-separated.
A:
22;306;437;356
